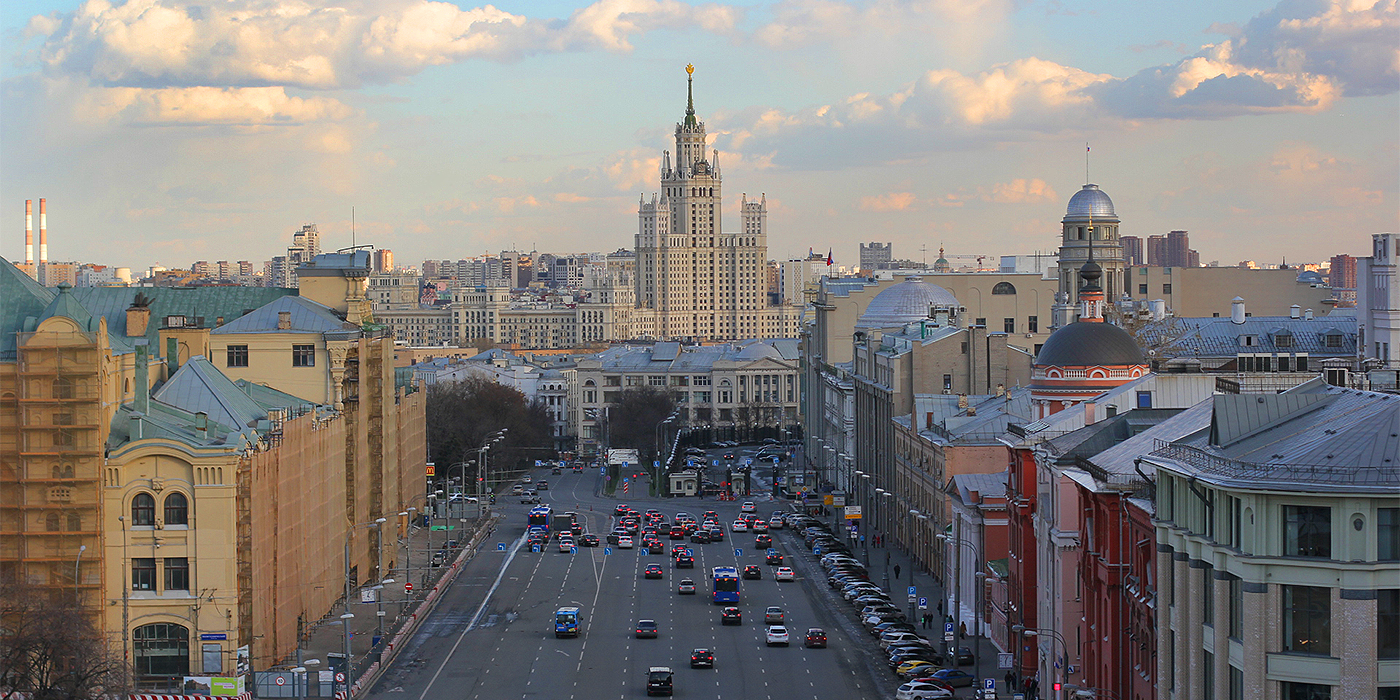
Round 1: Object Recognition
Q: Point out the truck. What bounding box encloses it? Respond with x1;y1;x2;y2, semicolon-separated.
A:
552;512;576;538
555;606;580;637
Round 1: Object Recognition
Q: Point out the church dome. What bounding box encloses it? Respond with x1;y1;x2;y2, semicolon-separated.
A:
856;276;959;330
1065;184;1115;219
1034;321;1144;368
735;342;781;360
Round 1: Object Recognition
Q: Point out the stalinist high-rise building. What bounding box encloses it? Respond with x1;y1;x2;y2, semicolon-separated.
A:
635;65;799;341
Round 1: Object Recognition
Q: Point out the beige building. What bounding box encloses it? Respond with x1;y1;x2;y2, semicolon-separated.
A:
1124;265;1335;318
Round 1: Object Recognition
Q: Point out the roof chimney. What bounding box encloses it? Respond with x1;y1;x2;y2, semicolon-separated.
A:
24;200;33;264
277;311;292;330
1290;304;1301;319
1230;297;1245;324
38;198;47;264
134;340;150;416
1304;308;1314;321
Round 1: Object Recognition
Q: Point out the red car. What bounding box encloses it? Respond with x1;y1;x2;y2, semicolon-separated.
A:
804;628;828;648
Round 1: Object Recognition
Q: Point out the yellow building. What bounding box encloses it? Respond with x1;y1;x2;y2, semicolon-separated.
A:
0;253;426;685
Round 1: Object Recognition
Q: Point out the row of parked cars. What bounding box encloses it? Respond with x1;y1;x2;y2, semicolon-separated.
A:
780;517;974;700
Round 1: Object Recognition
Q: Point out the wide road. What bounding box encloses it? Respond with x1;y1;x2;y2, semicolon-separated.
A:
364;460;889;700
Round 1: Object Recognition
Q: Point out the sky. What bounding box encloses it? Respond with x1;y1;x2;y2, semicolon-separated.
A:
1;0;1396;274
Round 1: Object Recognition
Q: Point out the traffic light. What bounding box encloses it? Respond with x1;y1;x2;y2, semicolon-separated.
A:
1053;682;1062;691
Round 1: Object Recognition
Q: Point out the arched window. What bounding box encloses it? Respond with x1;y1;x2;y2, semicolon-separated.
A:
164;493;189;526
67;513;82;531
133;622;190;676
992;282;1017;295
131;493;155;526
45;512;61;531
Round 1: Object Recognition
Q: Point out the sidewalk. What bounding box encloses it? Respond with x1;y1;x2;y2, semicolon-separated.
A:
267;513;498;698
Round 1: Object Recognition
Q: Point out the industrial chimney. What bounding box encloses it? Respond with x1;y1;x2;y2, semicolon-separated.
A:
24;200;33;264
39;198;48;264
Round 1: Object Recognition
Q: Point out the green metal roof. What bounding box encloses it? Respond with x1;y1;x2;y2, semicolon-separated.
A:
0;256;56;362
69;285;296;353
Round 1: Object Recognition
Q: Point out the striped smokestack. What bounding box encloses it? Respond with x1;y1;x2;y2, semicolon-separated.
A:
38;198;47;263
24;199;33;264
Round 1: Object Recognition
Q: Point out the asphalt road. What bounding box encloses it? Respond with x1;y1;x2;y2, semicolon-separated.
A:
363;459;886;700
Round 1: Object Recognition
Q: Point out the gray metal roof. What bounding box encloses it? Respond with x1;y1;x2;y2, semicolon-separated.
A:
1035;321;1144;368
589;340;796;373
950;472;1008;504
211;295;357;335
856;276;959;330
1064;184;1116;219
152;356;271;430
1137;314;1356;359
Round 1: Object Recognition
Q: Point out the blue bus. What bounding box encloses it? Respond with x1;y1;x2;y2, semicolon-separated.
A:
555;606;580;637
528;506;552;532
711;566;740;604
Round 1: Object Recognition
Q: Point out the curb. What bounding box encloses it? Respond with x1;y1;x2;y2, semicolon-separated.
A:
345;513;501;698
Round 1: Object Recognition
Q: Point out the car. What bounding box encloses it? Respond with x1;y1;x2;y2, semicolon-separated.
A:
766;550;784;565
635;620;658;638
720;606;742;625
521;475;532;483
928;669;975;687
897;660;940;678
740;502;757;513
677;579;696;594
675;554;694;568
774;566;795;581
764;606;784;624
606;531;624;545
618;536;634;549
578;534;599;547
952;646;974;666
708;527;725;541
614;504;630;516
511;483;524;493
804;628;827;648
685;447;706;456
742;564;762;580
768;515;785;529
731;520;749;532
644;564;664;579
669;526;685;539
537;480;549;490
723;453;735;460
689;530;711;544
646;666;673;697
689;648;714;669
558;539;575;552
754;534;772;548
519;493;541;504
895;680;955;700
751;520;769;533
765;625;790;646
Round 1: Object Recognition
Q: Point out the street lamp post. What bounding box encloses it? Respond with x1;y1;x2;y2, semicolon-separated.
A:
425;491;443;576
338;613;354;697
74;544;86;606
939;532;984;684
1012;625;1071;700
344;518;387;617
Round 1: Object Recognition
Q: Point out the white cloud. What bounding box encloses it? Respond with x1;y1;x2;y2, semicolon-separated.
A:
859;191;918;211
754;0;1012;49
74;86;356;126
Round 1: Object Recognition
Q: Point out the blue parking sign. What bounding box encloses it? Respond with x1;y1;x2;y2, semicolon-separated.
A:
946;622;955;634
985;678;996;690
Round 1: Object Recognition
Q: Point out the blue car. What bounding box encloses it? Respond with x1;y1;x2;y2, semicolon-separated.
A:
929;669;975;687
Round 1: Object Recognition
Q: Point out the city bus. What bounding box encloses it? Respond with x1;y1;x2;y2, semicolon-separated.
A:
555;606;580;637
711;566;740;604
528;506;552;532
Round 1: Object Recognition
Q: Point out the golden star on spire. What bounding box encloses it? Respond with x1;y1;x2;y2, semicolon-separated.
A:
686;64;694;75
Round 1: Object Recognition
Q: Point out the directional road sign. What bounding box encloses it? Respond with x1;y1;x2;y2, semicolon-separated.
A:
497;543;506;551
532;545;541;553
640;548;649;555
604;547;612;555
734;548;743;557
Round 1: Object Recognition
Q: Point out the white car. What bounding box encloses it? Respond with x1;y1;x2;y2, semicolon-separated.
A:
740;502;757;513
774;567;796;581
731;520;749;532
764;625;790;646
618;536;634;549
896;681;954;700
558;539;575;552
768;515;784;529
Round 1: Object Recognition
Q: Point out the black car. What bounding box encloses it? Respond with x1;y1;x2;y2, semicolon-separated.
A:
720;607;742;625
742;564;762;580
953;646;975;666
690;531;712;544
578;534;600;547
766;550;784;565
689;648;714;668
644;564;664;579
636;620;658;638
646;667;673;696
675;555;694;568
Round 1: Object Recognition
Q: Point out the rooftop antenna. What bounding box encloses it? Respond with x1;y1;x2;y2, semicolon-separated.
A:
352;206;356;249
1085;141;1091;186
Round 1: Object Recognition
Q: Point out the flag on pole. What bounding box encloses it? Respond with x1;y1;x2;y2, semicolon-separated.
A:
826;248;833;267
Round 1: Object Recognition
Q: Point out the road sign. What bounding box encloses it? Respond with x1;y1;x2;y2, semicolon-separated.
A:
640;548;649;555
405;582;412;594
604;547;613;555
832;494;846;507
734;548;743;557
918;597;928;610
945;632;955;642
844;505;862;519
623;476;630;483
571;547;577;554
908;586;917;596
335;673;345;683
813;544;822;556
497;543;506;551
985;678;996;690
654;460;660;467
532;545;541;553
199;633;227;641
275;677;285;687
998;652;1014;669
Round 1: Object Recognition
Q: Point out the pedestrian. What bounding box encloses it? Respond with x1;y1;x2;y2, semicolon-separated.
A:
894;564;901;580
938;600;944;615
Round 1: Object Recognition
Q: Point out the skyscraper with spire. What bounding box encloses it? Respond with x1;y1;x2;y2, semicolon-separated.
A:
635;65;797;340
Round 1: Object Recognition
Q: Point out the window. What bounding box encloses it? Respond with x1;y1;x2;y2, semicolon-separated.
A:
226;344;249;368
1282;683;1331;700
1282;585;1330;655
992;282;1016;295
1163;283;1173;294
1284;505;1331;558
1202;565;1214;625
133;558;157;590
132;492;156;526
292;344;315;367
943;374;953;391
164;493;188;526
1202;650;1214;700
1322;333;1343;349
1028;316;1038;333
1380;589;1399;659
45;512;61;531
1003;318;1015;333
165;557;190;591
1228;576;1242;640
1136;391;1153;409
1139;283;1148;294
1229;667;1243;700
974;318;986;327
1381;508;1399;561
649;375;666;386
133;622;190;675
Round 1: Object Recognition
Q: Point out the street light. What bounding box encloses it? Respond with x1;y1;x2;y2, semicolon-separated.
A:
374;578;395;642
938;532;985;684
1012;625;1072;700
338;612;355;696
74;544;86;606
344;518;387;619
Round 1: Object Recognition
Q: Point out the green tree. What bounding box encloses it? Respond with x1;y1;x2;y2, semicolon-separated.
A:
425;376;553;488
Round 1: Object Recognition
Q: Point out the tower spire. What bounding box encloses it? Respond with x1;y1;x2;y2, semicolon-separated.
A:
684;64;697;127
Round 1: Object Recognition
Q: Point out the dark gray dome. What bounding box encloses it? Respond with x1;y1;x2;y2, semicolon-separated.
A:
856;276;959;330
1034;322;1144;367
1065;184;1115;219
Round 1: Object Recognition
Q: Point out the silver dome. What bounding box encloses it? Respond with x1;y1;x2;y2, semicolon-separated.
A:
1065;184;1115;219
856;276;959;330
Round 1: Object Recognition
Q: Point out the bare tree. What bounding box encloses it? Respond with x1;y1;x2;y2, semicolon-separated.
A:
425;376;553;485
0;578;129;700
603;386;675;465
